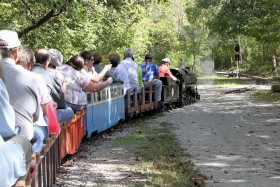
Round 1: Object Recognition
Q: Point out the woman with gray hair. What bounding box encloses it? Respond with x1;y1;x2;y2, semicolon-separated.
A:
48;48;65;86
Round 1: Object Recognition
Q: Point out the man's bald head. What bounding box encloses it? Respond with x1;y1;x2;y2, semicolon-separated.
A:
35;49;50;67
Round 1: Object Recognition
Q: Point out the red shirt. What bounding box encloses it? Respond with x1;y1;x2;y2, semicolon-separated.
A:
159;64;171;77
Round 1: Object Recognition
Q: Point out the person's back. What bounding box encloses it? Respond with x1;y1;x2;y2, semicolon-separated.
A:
33;49;74;123
93;52;118;81
158;58;178;81
32;62;67;109
57;55;113;112
0;51;35;186
3;62;40;140
47;48;74;123
121;48;139;91
48;48;66;86
0;78;17;140
158;64;170;77
108;52;131;95
0;30;40;140
16;47;52;153
140;55;160;81
140;54;162;102
0;134;33;186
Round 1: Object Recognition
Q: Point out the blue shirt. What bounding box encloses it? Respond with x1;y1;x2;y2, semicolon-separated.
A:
0;79;17;140
140;62;159;81
0;137;27;186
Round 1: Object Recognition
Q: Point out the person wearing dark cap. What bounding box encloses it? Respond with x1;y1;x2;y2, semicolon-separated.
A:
140;54;162;101
0;30;40;141
158;58;178;81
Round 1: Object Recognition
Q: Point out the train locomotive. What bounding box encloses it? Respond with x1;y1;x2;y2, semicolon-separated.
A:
16;66;199;187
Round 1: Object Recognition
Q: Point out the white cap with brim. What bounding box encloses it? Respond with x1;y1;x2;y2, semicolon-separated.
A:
0;30;21;49
162;58;171;63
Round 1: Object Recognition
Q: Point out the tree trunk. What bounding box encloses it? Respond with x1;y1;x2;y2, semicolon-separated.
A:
272;54;277;72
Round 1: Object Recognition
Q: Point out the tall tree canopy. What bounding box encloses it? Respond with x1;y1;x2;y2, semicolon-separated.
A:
1;0;280;75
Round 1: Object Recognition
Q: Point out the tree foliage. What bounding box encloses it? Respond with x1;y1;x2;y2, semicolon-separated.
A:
1;0;280;75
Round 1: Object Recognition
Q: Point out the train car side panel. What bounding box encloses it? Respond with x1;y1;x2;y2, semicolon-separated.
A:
86;84;125;137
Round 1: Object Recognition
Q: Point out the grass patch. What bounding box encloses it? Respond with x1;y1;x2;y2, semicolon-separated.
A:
198;75;245;87
213;76;245;88
112;121;201;187
250;90;280;102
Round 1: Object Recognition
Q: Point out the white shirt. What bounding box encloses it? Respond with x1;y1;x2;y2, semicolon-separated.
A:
31;72;51;127
121;57;139;90
109;63;131;95
81;66;98;80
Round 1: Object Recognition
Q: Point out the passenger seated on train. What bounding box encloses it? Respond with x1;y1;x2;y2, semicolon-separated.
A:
140;54;162;102
47;49;67;135
16;47;52;153
158;58;178;81
48;48;66;87
0;30;40;141
93;52;118;81
57;55;113;113
0;135;37;186
80;51;112;82
32;49;74;123
108;52;131;95
121;48;143;94
0;62;36;186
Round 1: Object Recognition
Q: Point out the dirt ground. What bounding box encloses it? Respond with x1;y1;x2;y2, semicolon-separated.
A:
57;78;280;187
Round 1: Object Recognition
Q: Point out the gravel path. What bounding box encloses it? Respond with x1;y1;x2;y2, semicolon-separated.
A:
57;123;149;187
57;79;280;187
156;81;280;187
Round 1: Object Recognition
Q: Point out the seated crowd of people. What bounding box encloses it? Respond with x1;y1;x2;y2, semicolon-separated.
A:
0;30;177;186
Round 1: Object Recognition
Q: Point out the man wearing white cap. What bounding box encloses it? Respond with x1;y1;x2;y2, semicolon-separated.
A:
158;58;178;81
0;30;38;185
0;30;40;141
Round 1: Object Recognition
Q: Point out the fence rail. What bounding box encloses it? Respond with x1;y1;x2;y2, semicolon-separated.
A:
16;109;87;187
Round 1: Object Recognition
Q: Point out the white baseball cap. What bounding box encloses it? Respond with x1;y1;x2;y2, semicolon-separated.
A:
0;30;21;49
162;58;171;63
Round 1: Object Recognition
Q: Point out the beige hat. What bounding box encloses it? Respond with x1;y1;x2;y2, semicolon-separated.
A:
162;58;171;63
0;30;21;49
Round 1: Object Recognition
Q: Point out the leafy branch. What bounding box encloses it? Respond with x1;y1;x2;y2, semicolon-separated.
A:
18;0;73;38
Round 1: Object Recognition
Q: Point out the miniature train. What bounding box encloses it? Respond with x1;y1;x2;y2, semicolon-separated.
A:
16;67;199;187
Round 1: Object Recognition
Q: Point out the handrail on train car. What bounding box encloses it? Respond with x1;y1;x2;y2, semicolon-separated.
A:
125;85;158;116
15;133;60;187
